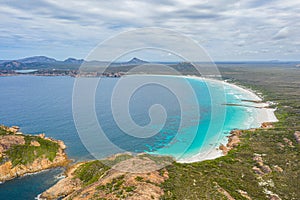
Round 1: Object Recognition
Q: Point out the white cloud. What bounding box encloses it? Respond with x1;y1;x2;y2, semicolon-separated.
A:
0;0;299;60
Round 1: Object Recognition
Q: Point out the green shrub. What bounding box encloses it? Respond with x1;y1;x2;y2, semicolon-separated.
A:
74;160;110;185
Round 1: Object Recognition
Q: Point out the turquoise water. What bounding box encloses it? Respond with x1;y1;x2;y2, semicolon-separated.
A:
0;75;259;199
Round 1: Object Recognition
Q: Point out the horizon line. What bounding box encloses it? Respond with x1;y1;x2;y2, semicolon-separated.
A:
1;55;300;63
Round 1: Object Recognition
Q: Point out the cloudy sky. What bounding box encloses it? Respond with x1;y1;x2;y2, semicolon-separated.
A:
1;0;299;61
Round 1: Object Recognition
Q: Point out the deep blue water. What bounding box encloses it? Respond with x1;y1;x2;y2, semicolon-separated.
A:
0;168;63;200
0;75;258;199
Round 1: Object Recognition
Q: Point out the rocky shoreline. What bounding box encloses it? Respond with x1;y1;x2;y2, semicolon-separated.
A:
219;122;275;156
39;162;83;199
219;129;243;155
0;125;69;183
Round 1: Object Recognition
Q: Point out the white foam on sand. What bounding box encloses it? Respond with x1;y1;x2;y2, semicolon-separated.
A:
184;75;278;124
177;148;224;163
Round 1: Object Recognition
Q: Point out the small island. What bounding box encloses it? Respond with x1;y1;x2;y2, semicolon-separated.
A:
0;125;69;183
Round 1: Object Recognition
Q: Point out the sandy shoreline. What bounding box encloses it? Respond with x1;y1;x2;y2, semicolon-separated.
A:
177;75;278;163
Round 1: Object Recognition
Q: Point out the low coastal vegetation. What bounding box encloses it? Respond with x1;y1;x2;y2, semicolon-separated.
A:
74;160;110;186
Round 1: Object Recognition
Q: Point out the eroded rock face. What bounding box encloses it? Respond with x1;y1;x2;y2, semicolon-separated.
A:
0;153;68;182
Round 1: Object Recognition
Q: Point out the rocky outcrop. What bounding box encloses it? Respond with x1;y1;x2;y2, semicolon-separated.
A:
252;166;264;175
8;126;20;133
219;144;228;155
219;130;242;155
252;154;272;176
261;122;273;129
237;189;252;200
0;135;25;153
30;140;40;147
294;131;300;144
283;138;294;147
273;165;283;173
269;194;282;200
0;125;20;134
227;130;241;147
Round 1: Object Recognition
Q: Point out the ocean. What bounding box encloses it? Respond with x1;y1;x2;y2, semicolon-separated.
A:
0;75;262;199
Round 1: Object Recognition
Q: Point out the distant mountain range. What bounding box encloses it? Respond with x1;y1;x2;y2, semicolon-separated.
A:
0;56;149;70
1;56;299;71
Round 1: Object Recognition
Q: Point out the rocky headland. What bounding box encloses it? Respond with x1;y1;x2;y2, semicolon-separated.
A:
0;125;69;183
40;154;172;200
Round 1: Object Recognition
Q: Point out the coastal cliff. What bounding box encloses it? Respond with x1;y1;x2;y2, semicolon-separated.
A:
0;125;69;182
